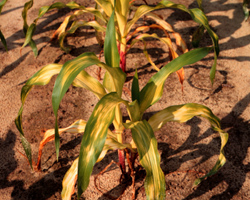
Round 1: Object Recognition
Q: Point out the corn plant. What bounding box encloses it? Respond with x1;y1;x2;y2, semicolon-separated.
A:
21;0;219;84
0;0;8;51
16;4;228;199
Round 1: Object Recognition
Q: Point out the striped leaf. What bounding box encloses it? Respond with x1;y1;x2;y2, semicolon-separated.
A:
77;92;127;198
148;103;228;185
72;70;106;100
124;120;166;200
139;47;212;114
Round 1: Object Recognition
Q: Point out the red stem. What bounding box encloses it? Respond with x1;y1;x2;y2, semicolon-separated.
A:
118;149;126;173
119;51;126;72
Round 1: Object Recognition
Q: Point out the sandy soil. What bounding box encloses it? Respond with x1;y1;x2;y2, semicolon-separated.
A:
0;0;250;199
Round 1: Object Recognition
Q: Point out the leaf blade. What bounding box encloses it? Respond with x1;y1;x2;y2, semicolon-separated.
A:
104;6;120;68
148;103;229;185
77;92;126;198
139;47;212;113
124;120;166;200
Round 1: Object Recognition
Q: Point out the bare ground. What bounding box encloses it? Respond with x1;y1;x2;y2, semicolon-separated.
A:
0;0;250;199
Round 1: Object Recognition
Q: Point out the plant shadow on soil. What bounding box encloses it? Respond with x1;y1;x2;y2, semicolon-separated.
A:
2;92;249;199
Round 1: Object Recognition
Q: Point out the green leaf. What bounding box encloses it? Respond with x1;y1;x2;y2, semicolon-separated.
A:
77;92;126;198
104;6;120;68
148;103;228;185
139;47;212;114
0;30;7;51
132;69;140;102
124;120;166;200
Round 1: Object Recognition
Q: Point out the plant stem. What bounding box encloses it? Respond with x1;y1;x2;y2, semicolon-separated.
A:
118;149;126;173
119;37;127;72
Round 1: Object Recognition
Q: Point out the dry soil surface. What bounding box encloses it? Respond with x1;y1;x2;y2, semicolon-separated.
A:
1;0;250;199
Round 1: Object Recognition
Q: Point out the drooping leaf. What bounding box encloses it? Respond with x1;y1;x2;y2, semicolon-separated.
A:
124;120;166;200
77;92;127;198
148;103;228;185
15;60;108;167
51;7;106;52
57;19;106;52
141;34;186;87
145;13;188;54
126;0;219;84
139;47;212;114
15;64;63;167
37;119;87;170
